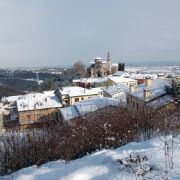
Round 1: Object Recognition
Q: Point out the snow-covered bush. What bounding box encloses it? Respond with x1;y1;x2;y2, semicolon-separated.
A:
0;106;179;176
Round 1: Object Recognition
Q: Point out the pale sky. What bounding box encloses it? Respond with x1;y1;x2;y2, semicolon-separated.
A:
0;0;180;68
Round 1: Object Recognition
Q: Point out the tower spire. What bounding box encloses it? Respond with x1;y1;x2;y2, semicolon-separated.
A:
106;52;112;75
107;52;111;64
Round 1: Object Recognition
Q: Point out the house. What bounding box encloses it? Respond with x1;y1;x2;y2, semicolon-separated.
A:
16;91;62;126
1;91;62;128
73;78;96;88
107;76;137;86
112;71;130;77
87;52;118;78
127;73;158;85
59;106;80;121
158;73;166;79
102;83;129;103
72;77;108;88
126;78;174;113
93;77;109;88
58;97;120;121
55;86;101;106
0;95;20;127
89;87;103;96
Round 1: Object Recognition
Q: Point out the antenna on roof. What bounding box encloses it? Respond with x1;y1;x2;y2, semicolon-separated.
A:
60;84;63;91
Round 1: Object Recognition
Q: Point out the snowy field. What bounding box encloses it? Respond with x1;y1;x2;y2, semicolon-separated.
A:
126;65;180;75
1;136;180;180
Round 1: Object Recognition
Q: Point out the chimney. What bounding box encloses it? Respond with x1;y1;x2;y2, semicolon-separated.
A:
143;89;151;99
60;85;63;91
145;77;152;88
176;76;180;82
130;84;135;93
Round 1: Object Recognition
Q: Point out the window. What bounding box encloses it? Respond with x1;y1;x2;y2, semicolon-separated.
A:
81;97;84;100
65;99;68;103
75;98;79;102
98;71;101;77
26;114;31;119
136;103;139;110
37;113;42;119
127;97;129;104
26;114;31;122
133;101;135;107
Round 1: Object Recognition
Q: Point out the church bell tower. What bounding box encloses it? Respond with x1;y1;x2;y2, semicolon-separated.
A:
106;52;112;75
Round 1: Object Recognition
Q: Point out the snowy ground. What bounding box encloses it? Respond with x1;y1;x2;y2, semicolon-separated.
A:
1;136;180;180
126;65;180;75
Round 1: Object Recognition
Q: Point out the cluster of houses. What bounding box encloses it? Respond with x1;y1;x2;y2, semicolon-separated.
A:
0;54;179;131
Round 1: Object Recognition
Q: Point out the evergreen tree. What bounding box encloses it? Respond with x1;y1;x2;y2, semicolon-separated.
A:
166;80;180;104
118;63;125;71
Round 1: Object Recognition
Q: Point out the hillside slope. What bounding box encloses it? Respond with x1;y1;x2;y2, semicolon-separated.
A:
2;136;180;180
0;85;25;99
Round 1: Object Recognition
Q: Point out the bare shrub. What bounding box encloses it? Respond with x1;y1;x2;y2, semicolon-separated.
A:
0;106;179;176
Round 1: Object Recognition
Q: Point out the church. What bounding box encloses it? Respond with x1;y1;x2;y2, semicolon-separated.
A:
88;52;118;78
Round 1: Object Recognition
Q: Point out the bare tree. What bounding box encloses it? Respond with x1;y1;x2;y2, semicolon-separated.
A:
153;109;179;179
73;60;86;78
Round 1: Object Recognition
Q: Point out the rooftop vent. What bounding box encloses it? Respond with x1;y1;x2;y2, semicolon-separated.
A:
143;88;151;99
145;77;152;88
130;84;135;93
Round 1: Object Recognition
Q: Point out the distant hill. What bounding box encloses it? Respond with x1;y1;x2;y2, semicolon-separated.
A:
0;85;25;99
0;79;38;92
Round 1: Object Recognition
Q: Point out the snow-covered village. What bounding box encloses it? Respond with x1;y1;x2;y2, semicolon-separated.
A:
0;1;180;180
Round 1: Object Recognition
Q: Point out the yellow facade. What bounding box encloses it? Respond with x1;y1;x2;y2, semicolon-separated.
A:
66;95;95;106
127;94;145;113
127;94;175;113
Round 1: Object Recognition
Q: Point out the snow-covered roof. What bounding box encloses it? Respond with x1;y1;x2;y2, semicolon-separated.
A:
1;95;22;103
127;73;158;80
59;97;120;121
73;78;97;84
75;97;120;116
103;83;129;96
59;86;99;97
90;61;95;64
112;63;118;66
73;77;108;84
43;90;56;96
90;57;107;64
16;91;62;112
113;71;130;77
129;79;171;102
1;91;56;103
89;87;103;94
108;77;136;84
102;84;129;102
94;77;108;83
146;95;173;109
59;106;80;121
94;57;102;60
